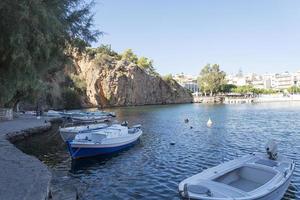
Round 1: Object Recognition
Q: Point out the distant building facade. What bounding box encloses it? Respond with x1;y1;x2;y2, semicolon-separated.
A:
226;70;300;91
173;73;200;93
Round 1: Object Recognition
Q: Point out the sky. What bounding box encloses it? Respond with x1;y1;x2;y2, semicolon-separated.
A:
92;0;300;76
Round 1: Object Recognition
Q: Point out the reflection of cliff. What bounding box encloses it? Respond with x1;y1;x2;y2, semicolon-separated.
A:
75;54;193;107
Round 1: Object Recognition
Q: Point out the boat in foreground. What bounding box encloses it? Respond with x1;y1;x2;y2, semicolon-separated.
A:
66;124;142;159
178;141;295;200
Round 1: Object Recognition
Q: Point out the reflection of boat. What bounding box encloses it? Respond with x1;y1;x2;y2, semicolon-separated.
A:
66;124;142;159
178;141;295;200
59;123;108;141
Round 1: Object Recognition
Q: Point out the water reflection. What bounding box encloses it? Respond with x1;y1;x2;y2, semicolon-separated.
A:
15;103;300;199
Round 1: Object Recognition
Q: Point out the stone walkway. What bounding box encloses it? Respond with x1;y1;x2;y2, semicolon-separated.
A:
0;115;53;200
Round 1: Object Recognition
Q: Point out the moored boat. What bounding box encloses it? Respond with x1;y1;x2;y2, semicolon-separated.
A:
66;124;142;159
70;115;111;123
178;141;295;200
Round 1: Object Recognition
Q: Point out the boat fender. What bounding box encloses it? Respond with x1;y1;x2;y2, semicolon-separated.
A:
265;140;278;160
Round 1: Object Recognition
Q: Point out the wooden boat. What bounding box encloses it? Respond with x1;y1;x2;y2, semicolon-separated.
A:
66;124;142;159
178;142;295;200
59;123;108;141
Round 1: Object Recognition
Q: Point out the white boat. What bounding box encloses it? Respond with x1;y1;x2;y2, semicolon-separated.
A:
46;110;63;117
178;141;295;200
59;123;108;141
66;124;142;159
70;115;111;123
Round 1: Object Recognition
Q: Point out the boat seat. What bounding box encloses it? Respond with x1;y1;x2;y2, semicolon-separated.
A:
186;180;249;198
185;184;212;196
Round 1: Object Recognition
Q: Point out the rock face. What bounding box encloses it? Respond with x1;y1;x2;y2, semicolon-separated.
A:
76;54;193;107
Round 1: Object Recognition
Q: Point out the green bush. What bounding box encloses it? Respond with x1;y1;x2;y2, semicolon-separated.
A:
61;88;82;109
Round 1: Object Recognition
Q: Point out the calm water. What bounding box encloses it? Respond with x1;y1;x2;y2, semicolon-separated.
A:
16;103;300;199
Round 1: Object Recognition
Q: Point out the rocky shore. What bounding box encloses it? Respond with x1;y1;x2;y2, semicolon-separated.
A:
0;116;56;200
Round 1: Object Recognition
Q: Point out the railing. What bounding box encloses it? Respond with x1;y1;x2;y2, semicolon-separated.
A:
0;108;13;121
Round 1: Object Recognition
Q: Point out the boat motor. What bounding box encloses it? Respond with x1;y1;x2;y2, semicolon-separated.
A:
121;121;128;126
265;140;278;160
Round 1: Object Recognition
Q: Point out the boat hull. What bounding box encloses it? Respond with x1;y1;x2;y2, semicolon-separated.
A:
66;138;139;159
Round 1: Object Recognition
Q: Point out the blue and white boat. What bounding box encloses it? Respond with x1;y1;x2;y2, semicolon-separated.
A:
66;124;142;159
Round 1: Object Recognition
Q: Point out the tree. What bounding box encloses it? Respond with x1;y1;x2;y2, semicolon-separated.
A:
220;84;237;93
121;49;138;64
162;74;173;82
0;0;100;107
287;86;300;94
198;64;226;96
137;57;158;76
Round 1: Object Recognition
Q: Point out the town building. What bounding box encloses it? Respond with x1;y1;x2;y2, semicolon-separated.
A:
173;73;200;93
226;70;300;91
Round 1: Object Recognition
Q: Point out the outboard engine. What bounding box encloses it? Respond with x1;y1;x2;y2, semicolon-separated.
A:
121;121;128;126
265;140;278;160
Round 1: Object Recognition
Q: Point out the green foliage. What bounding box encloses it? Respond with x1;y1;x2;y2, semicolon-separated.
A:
198;64;227;95
137;57;159;76
120;49;159;76
121;49;138;64
162;74;173;82
69;74;87;92
61;87;82;109
220;84;237;93
287;86;300;94
87;45;121;59
231;85;276;94
0;0;100;107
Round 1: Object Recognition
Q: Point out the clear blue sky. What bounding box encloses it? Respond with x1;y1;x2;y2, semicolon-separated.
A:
92;0;300;76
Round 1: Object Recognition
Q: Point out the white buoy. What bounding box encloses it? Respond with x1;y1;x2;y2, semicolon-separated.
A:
207;117;212;127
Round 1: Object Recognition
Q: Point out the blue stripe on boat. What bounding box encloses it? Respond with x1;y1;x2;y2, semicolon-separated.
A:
66;140;138;159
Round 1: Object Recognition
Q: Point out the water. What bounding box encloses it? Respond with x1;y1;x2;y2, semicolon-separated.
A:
15;103;300;199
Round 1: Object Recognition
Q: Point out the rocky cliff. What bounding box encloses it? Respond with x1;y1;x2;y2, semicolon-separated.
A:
73;53;192;107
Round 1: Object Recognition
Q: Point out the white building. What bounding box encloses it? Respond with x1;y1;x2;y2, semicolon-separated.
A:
274;72;296;90
173;73;200;93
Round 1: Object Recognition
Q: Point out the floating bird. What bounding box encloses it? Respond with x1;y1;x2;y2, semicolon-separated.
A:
207;118;213;127
184;118;189;123
170;142;176;145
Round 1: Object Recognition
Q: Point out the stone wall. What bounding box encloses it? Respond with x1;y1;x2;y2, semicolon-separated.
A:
0;108;13;121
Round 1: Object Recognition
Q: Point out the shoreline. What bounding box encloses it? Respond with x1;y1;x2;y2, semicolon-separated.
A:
0;115;61;200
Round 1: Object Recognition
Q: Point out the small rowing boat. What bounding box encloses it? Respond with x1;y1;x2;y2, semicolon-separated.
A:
178;141;295;200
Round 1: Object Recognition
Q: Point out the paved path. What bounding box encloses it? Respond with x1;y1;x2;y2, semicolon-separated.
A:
0;115;53;200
